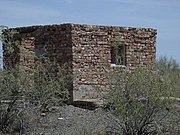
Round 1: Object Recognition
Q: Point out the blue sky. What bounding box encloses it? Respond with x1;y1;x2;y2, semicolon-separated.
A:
0;0;180;67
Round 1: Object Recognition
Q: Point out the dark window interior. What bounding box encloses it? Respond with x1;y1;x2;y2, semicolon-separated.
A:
35;47;45;58
111;45;126;65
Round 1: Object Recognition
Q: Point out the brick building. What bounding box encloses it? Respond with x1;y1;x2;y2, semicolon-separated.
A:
3;23;157;102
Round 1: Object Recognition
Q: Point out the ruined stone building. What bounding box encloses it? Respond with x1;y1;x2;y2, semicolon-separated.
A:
3;23;157;102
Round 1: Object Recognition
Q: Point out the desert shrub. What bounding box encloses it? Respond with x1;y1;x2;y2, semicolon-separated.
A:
24;59;71;110
0;69;26;134
1;27;21;70
106;68;178;135
0;26;71;134
157;56;180;97
0;26;25;134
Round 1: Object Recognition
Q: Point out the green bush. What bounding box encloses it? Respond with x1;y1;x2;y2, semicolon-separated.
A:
106;68;178;135
0;26;71;134
0;69;25;134
0;27;25;133
157;56;180;97
25;59;71;109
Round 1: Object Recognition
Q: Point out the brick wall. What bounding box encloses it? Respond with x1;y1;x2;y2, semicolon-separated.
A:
71;24;157;101
3;24;73;69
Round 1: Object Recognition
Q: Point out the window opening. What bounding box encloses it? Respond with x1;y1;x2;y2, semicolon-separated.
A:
111;45;126;66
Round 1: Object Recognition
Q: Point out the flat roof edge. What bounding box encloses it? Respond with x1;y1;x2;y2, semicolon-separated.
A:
7;23;157;31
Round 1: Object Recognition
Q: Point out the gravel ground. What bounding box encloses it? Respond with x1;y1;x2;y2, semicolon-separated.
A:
1;102;180;135
23;105;112;135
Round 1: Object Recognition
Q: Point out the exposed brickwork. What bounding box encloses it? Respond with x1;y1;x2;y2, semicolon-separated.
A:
20;37;35;70
3;23;157;101
3;24;72;68
71;24;157;100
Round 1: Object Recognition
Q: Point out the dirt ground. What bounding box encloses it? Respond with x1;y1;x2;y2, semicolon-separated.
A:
1;102;180;135
21;104;113;135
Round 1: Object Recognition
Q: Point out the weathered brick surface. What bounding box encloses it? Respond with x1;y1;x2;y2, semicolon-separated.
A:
3;23;157;101
71;24;156;100
4;24;72;69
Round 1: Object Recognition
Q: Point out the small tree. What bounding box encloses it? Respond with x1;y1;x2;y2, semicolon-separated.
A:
106;68;178;135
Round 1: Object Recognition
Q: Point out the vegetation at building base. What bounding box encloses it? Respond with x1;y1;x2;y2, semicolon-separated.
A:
0;27;71;134
0;64;71;134
0;26;180;134
106;67;180;135
157;56;180;97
